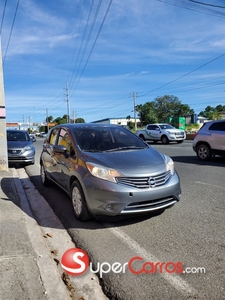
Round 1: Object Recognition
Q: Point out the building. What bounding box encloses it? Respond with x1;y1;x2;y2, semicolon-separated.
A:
6;122;20;130
92;117;140;126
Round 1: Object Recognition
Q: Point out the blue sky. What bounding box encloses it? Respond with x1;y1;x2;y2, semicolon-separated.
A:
1;0;225;124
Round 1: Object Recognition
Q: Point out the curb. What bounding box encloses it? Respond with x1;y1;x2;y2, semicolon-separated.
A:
12;168;108;300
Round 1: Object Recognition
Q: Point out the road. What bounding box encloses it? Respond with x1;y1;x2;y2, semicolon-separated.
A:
21;138;225;300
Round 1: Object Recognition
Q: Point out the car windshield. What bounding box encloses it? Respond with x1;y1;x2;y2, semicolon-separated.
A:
7;131;29;141
73;127;148;152
159;124;174;130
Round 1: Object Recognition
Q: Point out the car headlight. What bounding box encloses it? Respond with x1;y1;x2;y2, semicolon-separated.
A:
164;155;175;175
86;162;123;183
21;145;33;154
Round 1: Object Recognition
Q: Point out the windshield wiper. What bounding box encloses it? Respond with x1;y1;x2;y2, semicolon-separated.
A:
106;146;146;152
83;149;102;153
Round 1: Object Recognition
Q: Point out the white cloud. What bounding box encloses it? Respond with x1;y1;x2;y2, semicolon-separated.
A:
2;0;225;122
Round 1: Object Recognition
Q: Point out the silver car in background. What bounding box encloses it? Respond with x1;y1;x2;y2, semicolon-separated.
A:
7;130;35;165
40;124;181;221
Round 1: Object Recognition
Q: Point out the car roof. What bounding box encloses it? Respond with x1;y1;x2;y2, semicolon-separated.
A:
204;119;225;124
150;123;171;126
53;123;121;129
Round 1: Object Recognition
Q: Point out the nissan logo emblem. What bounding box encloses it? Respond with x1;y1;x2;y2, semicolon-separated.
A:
148;177;156;187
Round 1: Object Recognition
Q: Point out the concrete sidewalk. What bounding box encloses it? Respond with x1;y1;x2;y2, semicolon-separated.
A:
0;168;108;300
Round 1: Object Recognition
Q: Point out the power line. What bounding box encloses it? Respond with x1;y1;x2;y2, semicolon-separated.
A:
188;0;225;9
70;0;114;97
157;0;225;18
0;0;8;35
69;0;103;93
3;0;20;65
140;52;225;97
66;0;86;85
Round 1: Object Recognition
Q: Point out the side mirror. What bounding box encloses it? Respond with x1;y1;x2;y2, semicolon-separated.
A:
53;145;67;154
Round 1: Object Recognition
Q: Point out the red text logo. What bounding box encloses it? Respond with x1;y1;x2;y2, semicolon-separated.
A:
61;248;89;276
128;256;183;274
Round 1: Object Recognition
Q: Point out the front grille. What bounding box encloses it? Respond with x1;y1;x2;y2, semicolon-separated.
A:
175;132;184;137
116;170;171;189
121;196;178;213
8;150;21;154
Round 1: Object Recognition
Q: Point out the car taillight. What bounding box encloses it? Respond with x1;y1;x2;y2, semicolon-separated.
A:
194;132;198;138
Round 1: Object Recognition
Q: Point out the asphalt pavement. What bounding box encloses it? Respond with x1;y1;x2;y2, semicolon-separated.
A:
0;168;108;300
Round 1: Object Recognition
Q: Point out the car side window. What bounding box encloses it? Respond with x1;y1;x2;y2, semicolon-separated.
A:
58;128;75;155
209;122;225;131
49;128;59;145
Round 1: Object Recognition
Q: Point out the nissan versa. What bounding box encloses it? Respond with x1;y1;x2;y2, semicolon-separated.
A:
7;130;35;165
40;124;181;221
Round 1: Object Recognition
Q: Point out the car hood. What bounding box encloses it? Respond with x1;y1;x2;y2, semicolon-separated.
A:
7;141;32;149
165;128;183;133
81;147;167;175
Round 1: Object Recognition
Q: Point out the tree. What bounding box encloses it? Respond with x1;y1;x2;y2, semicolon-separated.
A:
175;104;194;117
153;95;193;122
53;115;67;124
46;115;53;123
135;95;193;125
75;118;85;123
135;102;157;126
215;104;225;114
199;106;222;120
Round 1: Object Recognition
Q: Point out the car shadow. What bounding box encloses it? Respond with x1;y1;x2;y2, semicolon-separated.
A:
1;166;168;233
170;155;225;167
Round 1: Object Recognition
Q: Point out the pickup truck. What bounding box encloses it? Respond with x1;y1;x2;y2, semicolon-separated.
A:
136;123;186;144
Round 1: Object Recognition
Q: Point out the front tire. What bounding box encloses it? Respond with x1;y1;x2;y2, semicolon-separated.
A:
161;135;169;144
71;181;92;221
196;144;212;161
139;134;146;141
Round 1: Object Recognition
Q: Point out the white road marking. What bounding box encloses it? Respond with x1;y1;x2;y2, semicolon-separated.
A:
104;223;200;298
196;181;225;190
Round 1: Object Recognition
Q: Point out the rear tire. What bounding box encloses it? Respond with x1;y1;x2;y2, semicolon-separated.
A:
71;181;92;221
196;144;212;161
40;164;51;186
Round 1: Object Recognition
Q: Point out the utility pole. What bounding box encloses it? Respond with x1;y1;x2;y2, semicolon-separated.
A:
65;82;70;123
0;39;8;171
46;108;49;132
133;91;137;131
28;116;31;132
73;110;76;123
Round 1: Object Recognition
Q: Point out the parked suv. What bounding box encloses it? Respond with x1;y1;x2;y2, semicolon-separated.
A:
193;119;225;161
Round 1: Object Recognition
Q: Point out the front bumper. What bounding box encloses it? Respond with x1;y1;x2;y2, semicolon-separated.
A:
84;171;181;216
168;134;185;141
8;150;35;164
